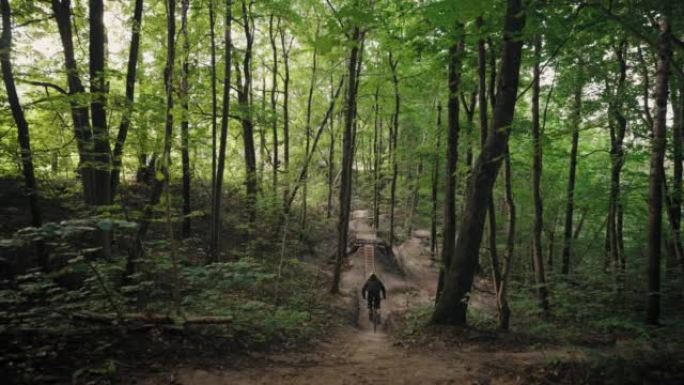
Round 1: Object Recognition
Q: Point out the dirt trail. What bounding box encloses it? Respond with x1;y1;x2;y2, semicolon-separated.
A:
139;211;569;385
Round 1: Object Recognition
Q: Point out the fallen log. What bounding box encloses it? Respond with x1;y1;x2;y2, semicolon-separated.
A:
72;311;233;325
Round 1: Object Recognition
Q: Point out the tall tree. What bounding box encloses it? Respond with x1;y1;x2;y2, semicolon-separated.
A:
531;34;549;314
646;15;672;325
209;0;233;261
431;102;442;261
301;25;319;231
607;41;627;278
561;71;582;275
388;51;400;245
269;15;280;192
478;17;502;297
180;0;191;238
237;0;257;225
331;25;364;294
432;0;525;325
111;0;144;195
436;36;465;300
1;0;46;269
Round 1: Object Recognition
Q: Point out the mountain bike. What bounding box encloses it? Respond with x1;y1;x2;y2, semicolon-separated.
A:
369;300;381;332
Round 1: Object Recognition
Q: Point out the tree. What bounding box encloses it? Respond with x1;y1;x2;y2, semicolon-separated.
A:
331;24;364;294
531;33;549;314
432;0;526;325
0;0;46;269
646;14;672;325
209;0;233;262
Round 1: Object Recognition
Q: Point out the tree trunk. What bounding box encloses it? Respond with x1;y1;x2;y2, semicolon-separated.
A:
331;27;363;294
280;25;292;201
431;102;442;262
436;37;465;300
327;72;336;219
239;0;257;226
531;34;549;314
52;0;93;197
431;0;525;325
301;27;319;231
608;41;627;281
561;75;582;275
646;16;671;325
209;0;232;262
373;85;381;229
478;19;502;297
111;0;143;195
88;0;112;207
269;15;279;192
498;144;515;330
0;0;47;269
209;0;217;206
180;0;191;239
388;51;400;245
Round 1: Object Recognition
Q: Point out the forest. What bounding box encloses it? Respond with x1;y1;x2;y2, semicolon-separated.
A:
1;0;684;384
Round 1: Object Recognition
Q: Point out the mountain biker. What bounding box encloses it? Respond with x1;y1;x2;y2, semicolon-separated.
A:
362;273;386;315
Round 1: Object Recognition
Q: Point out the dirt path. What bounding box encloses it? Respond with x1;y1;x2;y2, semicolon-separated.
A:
139;211;574;385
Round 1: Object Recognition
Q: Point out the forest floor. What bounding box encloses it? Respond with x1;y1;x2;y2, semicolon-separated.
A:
136;211;586;385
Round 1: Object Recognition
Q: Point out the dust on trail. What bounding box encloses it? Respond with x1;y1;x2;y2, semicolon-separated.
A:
139;210;570;385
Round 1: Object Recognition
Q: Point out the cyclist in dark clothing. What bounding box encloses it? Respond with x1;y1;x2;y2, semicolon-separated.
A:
362;273;387;311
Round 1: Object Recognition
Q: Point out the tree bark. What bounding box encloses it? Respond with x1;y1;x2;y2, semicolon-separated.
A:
280;25;292;200
435;37;465;301
301;27;319;231
498;144;515;330
111;0;143;195
180;0;191;238
388;51;400;245
269;15;279;192
431;0;525;325
478;18;502;297
238;0;257;226
431;102;442;261
607;42;627;281
327;72;336;219
561;74;582;275
331;27;363;294
88;0;112;206
531;34;550;314
1;0;47;269
646;15;671;325
373;85;381;229
209;0;232;262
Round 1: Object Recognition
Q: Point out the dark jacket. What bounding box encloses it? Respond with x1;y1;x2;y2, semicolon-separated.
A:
362;276;386;299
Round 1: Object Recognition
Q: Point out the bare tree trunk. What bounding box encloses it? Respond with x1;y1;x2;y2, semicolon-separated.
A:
646;16;671;325
238;0;257;225
431;103;442;262
608;41;627;282
561;74;582;275
432;0;525;325
373;85;381;229
209;0;233;262
208;0;218;251
436;37;465;301
111;0;144;195
301;26;319;231
327;72;336;219
180;0;191;239
280;25;292;202
478;18;502;296
331;27;363;294
1;0;46;269
388;51;400;245
88;0;112;207
269;15;279;192
498;144;515;330
531;34;549;314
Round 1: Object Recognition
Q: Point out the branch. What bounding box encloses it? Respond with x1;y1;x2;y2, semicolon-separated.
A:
18;79;67;94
